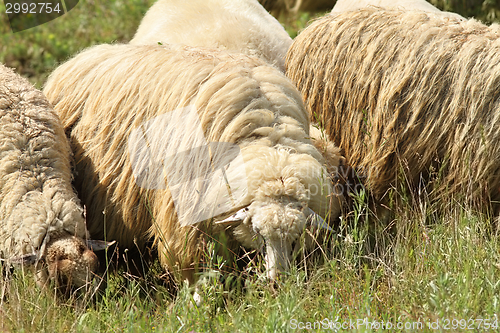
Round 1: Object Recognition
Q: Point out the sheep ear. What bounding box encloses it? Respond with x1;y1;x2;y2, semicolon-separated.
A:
86;240;116;251
305;208;333;232
6;252;41;266
215;207;249;225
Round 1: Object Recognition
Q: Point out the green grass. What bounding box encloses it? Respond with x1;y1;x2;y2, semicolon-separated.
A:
2;194;500;332
0;0;156;88
2;1;500;332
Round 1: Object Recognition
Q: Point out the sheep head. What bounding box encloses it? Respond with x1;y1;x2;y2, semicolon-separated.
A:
42;233;112;289
218;173;333;281
11;232;114;292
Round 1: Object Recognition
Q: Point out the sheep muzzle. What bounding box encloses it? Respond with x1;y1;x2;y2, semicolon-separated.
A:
264;240;292;281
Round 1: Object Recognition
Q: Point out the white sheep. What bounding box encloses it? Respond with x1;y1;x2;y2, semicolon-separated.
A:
43;43;344;285
331;0;464;20
286;8;500;215
0;64;111;291
130;0;292;71
131;0;339;171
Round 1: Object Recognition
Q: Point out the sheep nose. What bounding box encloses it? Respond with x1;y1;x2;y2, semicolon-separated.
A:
82;249;99;271
264;240;291;281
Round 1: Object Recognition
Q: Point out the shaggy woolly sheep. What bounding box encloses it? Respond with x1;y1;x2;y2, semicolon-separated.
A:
331;0;464;20
43;43;343;284
130;0;345;177
286;8;500;214
0;64;110;290
130;0;339;173
129;0;292;72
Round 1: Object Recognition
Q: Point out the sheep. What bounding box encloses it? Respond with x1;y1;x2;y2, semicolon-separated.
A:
130;0;344;177
43;43;344;286
0;64;111;291
331;0;464;20
285;8;500;215
129;0;292;72
130;0;342;183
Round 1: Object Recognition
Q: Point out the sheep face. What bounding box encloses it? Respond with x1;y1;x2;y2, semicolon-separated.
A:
11;230;113;292
226;198;326;280
252;199;307;280
41;233;99;289
223;171;329;280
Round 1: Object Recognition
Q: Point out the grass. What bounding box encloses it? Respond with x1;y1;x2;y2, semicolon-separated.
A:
2;1;500;332
0;0;157;88
2;192;499;332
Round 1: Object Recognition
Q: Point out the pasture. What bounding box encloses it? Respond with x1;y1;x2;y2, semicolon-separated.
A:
1;1;500;332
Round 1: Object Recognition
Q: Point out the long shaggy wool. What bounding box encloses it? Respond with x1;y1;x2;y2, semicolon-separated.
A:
331;0;464;20
286;8;500;213
0;64;97;288
130;0;292;72
44;44;343;282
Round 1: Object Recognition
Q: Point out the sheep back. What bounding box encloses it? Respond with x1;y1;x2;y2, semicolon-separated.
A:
286;9;500;211
0;64;87;257
130;0;292;71
331;0;464;20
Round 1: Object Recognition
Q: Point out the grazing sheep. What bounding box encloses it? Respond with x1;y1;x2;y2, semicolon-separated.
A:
0;64;109;290
331;0;464;20
43;43;344;284
130;0;346;180
286;8;500;214
130;0;292;71
131;0;341;177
